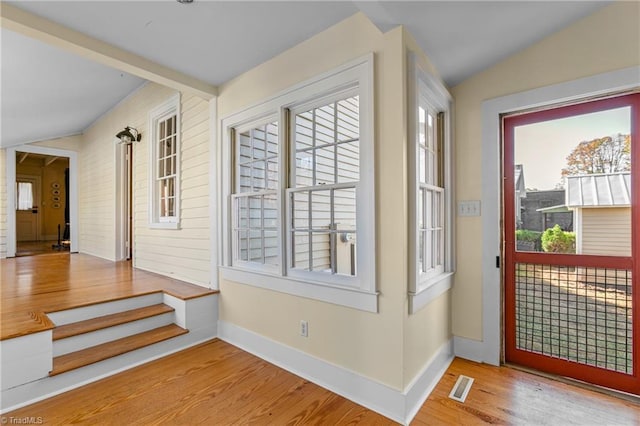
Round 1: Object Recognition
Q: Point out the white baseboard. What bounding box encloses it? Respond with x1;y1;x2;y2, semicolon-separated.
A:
218;320;452;425
453;336;485;363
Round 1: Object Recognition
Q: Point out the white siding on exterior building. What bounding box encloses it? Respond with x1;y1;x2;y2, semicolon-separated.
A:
580;207;631;256
134;90;211;286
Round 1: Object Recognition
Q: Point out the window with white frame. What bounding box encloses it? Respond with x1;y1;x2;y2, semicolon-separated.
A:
409;54;454;313
149;94;181;228
232;119;280;270
222;56;376;312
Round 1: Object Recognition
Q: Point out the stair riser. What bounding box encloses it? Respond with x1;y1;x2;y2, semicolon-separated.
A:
48;293;164;326
53;312;175;357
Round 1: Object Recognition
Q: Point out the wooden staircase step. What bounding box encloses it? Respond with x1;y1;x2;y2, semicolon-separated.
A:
52;304;175;341
50;324;188;376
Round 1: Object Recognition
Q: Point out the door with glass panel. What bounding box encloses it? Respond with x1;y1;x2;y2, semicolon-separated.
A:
503;93;639;394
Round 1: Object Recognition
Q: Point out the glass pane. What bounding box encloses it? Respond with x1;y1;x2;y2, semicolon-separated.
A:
513;107;631;255
336;231;356;277
336;97;359;142
311;190;331;230
419;147;426;184
159;121;166;140
337;141;359;183
311;232;331;272
237;196;248;229
295;151;313;187
166;138;174;158
249;230;262;263
418;188;424;229
264;230;279;265
158;156;165;179
419;231;425;273
334;188;356;231
295;112;314;150
166;197;175;217
314;103;335;146
266;158;278;190
17;182;33;210
292;191;309;230
263;195;278;229
266;122;278;156
239;132;252;162
292;231;310;270
425;230;433;270
252;127;266;159
427;111;435;150
239;164;251;192
418;107;426;146
252;161;266;190
248;195;261;229
238;230;248;261
315;145;335;185
165;157;172;176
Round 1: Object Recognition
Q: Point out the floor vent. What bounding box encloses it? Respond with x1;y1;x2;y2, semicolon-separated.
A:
449;375;474;403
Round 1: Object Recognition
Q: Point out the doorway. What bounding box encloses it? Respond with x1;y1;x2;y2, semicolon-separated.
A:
15;152;70;256
503;93;639;394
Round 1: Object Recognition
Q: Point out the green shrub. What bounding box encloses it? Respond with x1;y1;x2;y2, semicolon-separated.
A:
541;224;575;253
515;229;541;243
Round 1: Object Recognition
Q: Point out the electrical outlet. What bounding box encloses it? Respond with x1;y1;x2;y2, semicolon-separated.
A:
300;320;308;337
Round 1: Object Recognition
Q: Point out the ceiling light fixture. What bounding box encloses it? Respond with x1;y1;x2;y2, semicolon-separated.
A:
176;0;193;3
116;126;142;144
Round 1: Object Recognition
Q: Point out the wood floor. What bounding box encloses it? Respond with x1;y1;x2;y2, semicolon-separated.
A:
4;340;638;425
16;240;69;257
0;253;216;340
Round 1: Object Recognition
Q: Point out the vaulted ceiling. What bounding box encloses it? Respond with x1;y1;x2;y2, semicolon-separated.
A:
1;1;610;148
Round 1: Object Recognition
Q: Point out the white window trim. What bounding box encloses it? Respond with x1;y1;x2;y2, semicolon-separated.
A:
408;52;455;314
149;93;181;229
220;54;377;312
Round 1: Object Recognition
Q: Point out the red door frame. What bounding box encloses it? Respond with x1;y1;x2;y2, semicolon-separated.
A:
503;92;640;395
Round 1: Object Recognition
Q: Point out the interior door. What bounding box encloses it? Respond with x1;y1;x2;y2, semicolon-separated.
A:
503;93;639;395
16;175;41;242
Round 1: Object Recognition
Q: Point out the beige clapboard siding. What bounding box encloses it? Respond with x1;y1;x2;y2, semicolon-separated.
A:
0;149;6;258
80;82;170;260
134;90;210;287
581;207;631;256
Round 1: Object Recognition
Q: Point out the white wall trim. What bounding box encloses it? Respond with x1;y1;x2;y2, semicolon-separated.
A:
409;273;453;314
453;336;484;363
218;320;452;425
481;66;640;366
209;97;219;290
5;145;79;257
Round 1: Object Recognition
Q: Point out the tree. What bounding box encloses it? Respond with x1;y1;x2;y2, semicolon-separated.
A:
561;133;630;176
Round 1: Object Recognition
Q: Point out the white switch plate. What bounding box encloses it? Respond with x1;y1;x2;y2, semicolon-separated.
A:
458;200;481;217
300;320;308;337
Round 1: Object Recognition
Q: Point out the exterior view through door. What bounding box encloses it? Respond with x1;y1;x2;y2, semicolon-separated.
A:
503;93;639;395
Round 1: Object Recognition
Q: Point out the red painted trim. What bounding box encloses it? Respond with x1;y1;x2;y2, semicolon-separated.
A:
503;93;640;395
514;252;632;269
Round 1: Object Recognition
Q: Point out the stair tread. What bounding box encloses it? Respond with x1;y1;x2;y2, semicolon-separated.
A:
53;304;175;341
50;324;188;376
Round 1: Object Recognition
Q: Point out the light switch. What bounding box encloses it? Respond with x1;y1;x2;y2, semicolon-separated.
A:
458;200;481;217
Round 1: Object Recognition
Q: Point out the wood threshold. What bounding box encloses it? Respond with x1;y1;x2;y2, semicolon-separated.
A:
52;304;175;341
50;324;188;376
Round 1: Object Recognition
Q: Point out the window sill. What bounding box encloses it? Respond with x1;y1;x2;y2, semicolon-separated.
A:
409;272;454;314
149;222;180;230
220;266;378;313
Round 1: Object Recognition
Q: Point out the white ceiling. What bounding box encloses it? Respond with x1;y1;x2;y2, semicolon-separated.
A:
1;1;610;148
